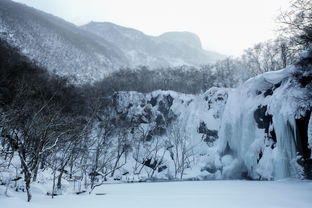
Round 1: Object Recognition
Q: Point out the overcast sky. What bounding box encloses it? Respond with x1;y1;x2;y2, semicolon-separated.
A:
13;0;291;55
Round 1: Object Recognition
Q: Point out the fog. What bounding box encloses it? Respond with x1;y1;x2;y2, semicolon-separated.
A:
13;0;290;55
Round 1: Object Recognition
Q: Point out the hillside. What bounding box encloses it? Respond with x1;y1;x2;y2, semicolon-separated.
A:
0;0;223;82
0;0;129;82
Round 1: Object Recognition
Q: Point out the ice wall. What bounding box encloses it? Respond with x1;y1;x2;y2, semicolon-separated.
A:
217;64;311;179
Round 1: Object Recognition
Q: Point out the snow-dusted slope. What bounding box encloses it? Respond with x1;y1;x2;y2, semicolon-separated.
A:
0;0;129;82
81;22;224;68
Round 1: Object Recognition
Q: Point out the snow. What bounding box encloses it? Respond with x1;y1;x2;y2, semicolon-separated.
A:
1;180;311;208
261;66;294;85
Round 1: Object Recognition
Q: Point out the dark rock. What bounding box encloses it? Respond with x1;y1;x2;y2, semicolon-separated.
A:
254;106;271;131
158;165;167;172
165;95;174;108
143;158;157;170
295;110;312;179
263;88;273;97
254;105;277;145
198;121;218;145
149;96;158;106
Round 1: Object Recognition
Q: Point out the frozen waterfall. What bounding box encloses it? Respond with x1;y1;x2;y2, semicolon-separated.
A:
217;66;311;179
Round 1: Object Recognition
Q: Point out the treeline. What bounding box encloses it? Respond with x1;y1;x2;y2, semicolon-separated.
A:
92;66;216;95
91;36;299;95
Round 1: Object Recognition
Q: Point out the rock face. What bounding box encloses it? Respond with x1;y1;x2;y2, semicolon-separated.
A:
158;32;203;50
92;89;229;180
0;0;224;83
81;22;224;68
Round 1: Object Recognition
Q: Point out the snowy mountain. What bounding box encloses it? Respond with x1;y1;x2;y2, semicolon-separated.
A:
0;0;224;82
81;22;223;68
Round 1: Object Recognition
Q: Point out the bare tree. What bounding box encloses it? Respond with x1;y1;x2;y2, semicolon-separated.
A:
167;123;194;179
278;0;312;50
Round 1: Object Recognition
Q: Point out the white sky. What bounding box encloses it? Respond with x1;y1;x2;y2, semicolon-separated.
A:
13;0;291;55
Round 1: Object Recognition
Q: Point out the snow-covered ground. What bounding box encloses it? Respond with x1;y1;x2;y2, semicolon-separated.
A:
1;180;311;208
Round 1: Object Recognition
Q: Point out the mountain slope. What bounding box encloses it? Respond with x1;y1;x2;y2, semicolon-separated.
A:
81;22;224;67
0;0;128;82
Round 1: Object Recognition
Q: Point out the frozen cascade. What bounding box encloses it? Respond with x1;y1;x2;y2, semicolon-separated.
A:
272;114;297;179
217;66;309;179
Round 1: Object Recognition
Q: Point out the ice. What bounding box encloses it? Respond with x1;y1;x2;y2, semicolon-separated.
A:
217;62;310;180
272;114;297;179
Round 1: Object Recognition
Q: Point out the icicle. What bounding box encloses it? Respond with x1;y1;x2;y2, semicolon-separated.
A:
272;114;297;179
308;113;312;159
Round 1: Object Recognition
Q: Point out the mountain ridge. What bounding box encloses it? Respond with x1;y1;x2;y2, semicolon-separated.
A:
0;0;225;82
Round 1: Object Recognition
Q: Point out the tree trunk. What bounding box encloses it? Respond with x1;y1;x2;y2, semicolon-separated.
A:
111;150;124;177
57;170;64;190
52;168;56;198
90;147;100;190
24;171;32;202
18;149;32;202
69;160;73;179
32;164;39;182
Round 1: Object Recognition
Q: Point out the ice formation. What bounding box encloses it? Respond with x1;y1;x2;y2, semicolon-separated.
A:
217;58;312;179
